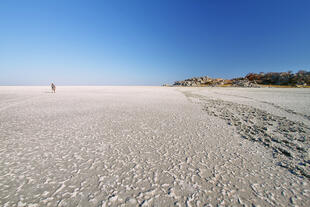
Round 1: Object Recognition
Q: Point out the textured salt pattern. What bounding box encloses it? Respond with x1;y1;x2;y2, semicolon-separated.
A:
0;86;309;206
211;90;310;121
184;91;310;179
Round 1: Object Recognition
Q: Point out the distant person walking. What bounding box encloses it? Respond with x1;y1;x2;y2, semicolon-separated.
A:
51;83;56;93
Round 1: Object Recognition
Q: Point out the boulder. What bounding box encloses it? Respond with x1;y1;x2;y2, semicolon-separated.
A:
231;79;261;88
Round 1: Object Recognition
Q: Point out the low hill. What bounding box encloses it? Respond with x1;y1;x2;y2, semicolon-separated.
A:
170;70;310;87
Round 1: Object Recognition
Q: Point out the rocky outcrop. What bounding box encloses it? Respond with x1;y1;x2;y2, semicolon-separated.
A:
173;76;227;87
245;71;310;86
169;70;309;87
231;79;261;88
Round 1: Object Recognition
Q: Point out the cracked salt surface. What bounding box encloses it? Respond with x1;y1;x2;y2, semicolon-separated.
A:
0;86;309;206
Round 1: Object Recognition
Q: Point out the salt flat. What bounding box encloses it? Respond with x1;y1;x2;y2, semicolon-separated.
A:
0;86;309;207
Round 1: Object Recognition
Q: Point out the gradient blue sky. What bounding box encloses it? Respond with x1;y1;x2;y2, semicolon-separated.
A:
1;0;310;85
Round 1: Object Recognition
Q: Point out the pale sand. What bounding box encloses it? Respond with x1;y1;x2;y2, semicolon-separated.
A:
0;86;309;206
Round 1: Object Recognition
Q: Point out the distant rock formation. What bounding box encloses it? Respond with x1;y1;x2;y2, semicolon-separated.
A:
244;70;310;86
231;79;261;88
169;70;310;87
173;76;229;87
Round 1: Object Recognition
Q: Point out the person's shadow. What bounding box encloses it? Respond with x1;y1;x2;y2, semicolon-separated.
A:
43;91;54;93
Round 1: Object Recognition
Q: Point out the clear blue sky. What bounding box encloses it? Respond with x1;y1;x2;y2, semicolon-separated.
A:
1;0;310;85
